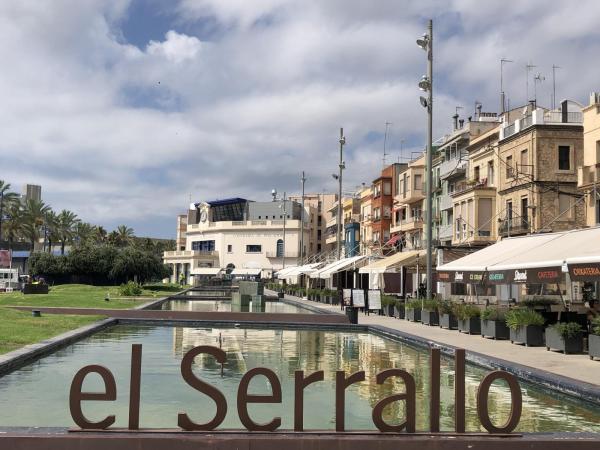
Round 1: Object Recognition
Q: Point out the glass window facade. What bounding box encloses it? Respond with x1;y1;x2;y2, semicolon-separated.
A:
192;240;215;252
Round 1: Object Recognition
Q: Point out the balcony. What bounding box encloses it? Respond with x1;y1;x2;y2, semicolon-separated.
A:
451;178;496;199
498;219;530;237
395;187;424;205
266;251;299;258
440;157;467;180
437;224;453;240
500;108;583;140
187;219;301;232
578;164;600;188
439;194;454;211
397;216;424;232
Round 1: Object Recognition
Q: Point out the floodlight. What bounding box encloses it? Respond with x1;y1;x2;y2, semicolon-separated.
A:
416;33;429;50
418;75;430;92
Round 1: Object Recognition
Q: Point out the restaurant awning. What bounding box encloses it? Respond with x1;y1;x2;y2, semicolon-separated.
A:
310;256;368;279
359;250;427;274
231;268;262;276
275;266;298;278
191;267;222;275
281;262;323;277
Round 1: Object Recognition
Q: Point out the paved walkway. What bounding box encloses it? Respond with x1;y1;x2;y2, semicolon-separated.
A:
268;290;600;387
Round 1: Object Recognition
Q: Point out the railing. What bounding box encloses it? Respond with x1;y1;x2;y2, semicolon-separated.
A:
498;219;530;237
520;114;533;129
438;224;453;239
578;165;600;186
266;251;299;258
163;250;219;258
251;220;267;225
503;123;516;138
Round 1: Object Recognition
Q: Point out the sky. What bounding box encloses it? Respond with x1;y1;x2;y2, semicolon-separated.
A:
2;0;600;238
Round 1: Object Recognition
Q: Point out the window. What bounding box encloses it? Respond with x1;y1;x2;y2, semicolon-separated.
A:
506;155;514;178
258;216;261;219
246;245;262;253
227;244;232;253
487;161;494;185
559;194;571;216
521;197;529;228
520;149;528;173
596;141;600;162
383;181;391;195
558;146;570;170
317;244;322;252
414;174;422;191
506;200;513;224
317;215;322;226
192;240;215;252
276;239;284;257
473;166;480;181
317;229;322;240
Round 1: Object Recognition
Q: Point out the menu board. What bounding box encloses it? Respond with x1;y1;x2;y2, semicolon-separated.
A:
352;289;365;308
343;289;352;306
367;290;382;311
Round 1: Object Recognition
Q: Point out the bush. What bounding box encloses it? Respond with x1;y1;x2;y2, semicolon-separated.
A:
119;281;142;296
481;307;506;321
505;308;545;330
381;294;397;307
592;317;600;336
521;297;558;308
552;322;583;339
421;299;439;311
405;299;422;310
454;303;481;320
437;300;454;315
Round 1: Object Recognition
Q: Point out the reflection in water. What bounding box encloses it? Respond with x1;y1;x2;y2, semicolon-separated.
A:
161;299;311;314
0;324;598;431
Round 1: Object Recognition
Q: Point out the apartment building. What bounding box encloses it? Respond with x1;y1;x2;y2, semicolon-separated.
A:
578;92;600;226
343;197;361;256
451;125;500;246
359;186;373;255
497;100;585;236
176;214;187;250
288;193;337;256
391;156;425;250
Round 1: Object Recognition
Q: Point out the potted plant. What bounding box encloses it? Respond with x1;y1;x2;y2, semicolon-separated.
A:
545;322;583;354
521;297;559;325
455;304;481;335
421;299;440;326
405;299;422;322
589;317;600;361
481;307;510;340
438;300;457;330
382;295;396;317
394;299;405;319
506;308;545;346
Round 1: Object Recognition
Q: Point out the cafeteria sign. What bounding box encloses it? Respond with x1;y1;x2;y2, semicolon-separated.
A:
69;345;523;434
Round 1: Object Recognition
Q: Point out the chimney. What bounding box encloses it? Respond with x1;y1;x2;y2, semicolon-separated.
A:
590;92;600;106
529;100;536;111
476;103;482;120
561;99;568;123
459;119;465;128
452;113;459;130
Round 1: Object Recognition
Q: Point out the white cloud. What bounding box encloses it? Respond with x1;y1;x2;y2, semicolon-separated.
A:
1;0;600;237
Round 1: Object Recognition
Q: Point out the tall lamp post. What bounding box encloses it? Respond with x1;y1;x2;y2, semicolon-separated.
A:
0;191;4;247
336;128;346;260
417;20;433;300
272;189;287;270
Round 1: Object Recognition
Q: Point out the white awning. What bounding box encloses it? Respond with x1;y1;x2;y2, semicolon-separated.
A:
312;256;368;279
359;250;427;274
191;267;222;275
279;262;323;278
275;266;298;278
231;268;262;276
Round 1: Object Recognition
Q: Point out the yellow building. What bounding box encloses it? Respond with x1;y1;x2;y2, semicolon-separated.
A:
577;92;600;226
391;156;425;250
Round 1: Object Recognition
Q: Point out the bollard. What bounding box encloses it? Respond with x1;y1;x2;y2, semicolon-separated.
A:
345;307;358;324
32;310;41;317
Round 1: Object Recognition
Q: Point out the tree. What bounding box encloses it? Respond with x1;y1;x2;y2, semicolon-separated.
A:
21;199;51;249
3;202;23;250
0;180;19;242
74;222;95;246
94;226;107;243
114;225;135;247
44;210;59;253
57;209;79;254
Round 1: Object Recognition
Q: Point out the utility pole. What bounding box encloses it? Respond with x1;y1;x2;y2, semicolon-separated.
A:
0;191;4;247
500;58;513;114
282;191;287;269
300;172;306;266
552;65;561;109
337;128;346;260
525;62;536;103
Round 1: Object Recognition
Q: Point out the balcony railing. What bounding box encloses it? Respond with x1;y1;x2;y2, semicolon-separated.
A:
164;250;219;258
501;108;583;140
498;219;530;237
266;251;299;258
438;224;453;240
578;165;600;186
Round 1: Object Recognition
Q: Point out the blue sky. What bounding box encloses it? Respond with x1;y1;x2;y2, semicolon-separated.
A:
2;0;600;238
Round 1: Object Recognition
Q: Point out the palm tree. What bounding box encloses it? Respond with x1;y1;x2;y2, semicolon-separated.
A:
115;225;135;247
44;210;59;253
74;222;95;246
0;180;20;243
21;199;51;250
94;226;107;243
57;210;79;254
3;202;24;250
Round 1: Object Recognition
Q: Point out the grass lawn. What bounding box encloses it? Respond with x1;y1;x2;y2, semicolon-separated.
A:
0;308;103;354
0;283;182;309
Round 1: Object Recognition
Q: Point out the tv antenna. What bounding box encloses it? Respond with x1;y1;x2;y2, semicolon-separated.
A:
525;62;536;102
382;121;392;167
552;64;561;109
500;58;513;113
533;73;545;104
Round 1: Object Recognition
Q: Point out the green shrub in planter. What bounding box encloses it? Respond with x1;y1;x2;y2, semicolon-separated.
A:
421;299;439;326
438;300;457;330
546;322;583;354
590;318;600;361
505;308;545;346
455;304;481;335
405;299;422;322
481;307;509;340
382;295;396;317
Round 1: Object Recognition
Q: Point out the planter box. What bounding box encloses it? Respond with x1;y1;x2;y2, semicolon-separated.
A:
23;284;49;295
589;334;600;361
510;325;544;347
422;309;439;326
406;308;421;322
395;305;405;320
545;327;583;354
481;319;510;340
458;317;481;335
440;313;458;330
386;305;395;317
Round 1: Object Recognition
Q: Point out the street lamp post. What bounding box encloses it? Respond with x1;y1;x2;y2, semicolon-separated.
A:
417;20;434;300
0;191;4;247
337;128;346;260
282;192;287;270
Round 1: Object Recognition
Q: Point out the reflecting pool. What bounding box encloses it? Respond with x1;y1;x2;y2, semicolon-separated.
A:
0;324;599;432
159;299;313;313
